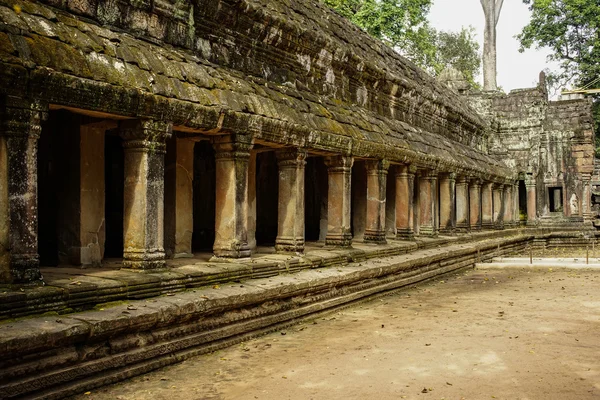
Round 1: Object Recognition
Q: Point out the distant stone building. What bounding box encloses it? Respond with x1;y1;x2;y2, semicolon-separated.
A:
0;0;594;286
462;72;596;227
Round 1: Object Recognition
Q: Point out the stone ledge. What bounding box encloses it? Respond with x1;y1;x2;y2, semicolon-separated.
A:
0;230;524;320
0;233;529;399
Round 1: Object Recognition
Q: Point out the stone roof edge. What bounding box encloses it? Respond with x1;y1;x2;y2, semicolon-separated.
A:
1;61;511;180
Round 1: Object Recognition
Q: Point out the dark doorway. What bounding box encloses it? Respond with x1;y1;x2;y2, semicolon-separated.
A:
385;166;396;237
351;161;367;239
518;180;527;220
255;151;278;246
104;133;124;258
38;113;60;266
192;141;216;252
413;175;420;235
548;186;564;212
305;157;327;241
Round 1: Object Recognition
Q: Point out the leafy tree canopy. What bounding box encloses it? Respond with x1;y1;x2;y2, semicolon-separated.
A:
322;0;481;87
517;0;600;155
517;0;600;87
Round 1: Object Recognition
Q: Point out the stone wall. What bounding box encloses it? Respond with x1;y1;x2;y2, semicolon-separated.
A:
466;76;595;224
0;0;509;178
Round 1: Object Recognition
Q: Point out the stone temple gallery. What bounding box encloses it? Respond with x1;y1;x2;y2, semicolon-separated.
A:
0;0;597;398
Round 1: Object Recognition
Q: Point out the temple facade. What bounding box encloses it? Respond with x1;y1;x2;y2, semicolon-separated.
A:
0;0;594;286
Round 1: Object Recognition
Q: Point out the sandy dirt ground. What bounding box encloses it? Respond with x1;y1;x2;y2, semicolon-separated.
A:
81;267;600;400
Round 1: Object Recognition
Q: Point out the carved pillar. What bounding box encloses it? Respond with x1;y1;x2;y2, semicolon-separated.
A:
275;149;307;253
526;174;537;225
439;172;456;234
173;138;195;258
456;175;470;232
582;173;593;223
324;155;353;247
76;121;116;265
469;178;482;231
395;165;415;239
503;184;513;227
492;183;505;229
247;151;257;251
419;170;438;236
212;134;253;258
364;160;389;243
481;182;493;229
0;97;47;283
120;120;171;269
513;182;520;225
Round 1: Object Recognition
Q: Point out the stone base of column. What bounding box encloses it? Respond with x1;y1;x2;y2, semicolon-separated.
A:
455;222;470;231
494;223;505;230
418;226;438;237
10;256;42;283
325;233;352;247
123;251;166;270
438;228;455;236
470;226;482;232
275;237;304;253
396;229;414;240
364;230;387;244
481;222;494;230
213;244;251;259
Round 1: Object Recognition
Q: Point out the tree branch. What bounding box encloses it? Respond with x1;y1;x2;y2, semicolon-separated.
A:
494;0;504;26
480;0;488;16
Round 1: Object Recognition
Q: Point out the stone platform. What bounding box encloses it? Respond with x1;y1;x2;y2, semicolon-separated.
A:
0;230;522;321
0;230;532;399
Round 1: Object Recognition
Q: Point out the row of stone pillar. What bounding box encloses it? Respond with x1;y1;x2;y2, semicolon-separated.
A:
0;96;519;283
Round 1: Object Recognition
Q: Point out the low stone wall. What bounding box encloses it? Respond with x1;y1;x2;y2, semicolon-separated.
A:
0;233;529;399
0;230;519;321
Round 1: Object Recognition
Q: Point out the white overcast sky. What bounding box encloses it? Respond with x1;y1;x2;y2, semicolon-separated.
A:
429;0;560;93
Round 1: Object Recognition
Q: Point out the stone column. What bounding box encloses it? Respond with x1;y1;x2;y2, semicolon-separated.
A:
212;134;253;258
526;174;537;225
0;97;47;284
419;169;438;236
481;182;493;229
456;175;470;232
364;160;390;243
493;183;505;229
275;149;307;253
395;165;415;239
469;178;482;231
325;155;353;247
77;121;116;265
513;182;520;226
247;151;257;252
120;119;172;269
439;172;456;234
503;184;513;227
582;173;593;223
173;138;195;258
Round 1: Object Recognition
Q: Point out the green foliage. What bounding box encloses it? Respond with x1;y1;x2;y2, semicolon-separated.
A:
518;0;600;85
322;0;481;86
434;27;482;88
518;0;600;155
